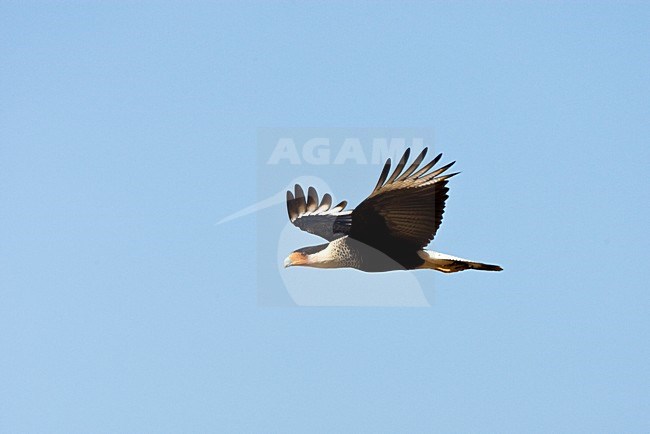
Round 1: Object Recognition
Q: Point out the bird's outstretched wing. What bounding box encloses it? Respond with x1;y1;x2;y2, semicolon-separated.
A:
349;148;457;251
286;185;352;241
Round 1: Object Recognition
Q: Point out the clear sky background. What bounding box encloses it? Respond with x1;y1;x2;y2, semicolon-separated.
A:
1;2;649;432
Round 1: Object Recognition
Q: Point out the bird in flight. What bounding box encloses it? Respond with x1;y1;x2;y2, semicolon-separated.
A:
283;148;502;273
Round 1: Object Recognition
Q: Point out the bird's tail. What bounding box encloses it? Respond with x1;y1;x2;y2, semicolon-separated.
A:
417;250;502;273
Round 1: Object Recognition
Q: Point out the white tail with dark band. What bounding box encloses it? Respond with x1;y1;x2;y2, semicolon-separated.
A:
417;250;502;273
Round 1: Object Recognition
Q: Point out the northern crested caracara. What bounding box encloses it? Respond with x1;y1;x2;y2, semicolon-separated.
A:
284;148;502;273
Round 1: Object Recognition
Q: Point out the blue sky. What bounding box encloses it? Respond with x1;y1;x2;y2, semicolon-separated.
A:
1;2;649;432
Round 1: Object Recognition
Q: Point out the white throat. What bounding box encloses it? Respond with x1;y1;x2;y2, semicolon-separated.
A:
306;243;342;268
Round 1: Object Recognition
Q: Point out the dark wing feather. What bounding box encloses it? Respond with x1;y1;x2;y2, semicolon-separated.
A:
286;185;352;241
350;148;458;250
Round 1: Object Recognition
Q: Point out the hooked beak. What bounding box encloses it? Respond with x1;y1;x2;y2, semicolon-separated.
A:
284;252;308;268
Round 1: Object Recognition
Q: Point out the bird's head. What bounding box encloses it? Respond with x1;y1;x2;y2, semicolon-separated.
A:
283;243;330;268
